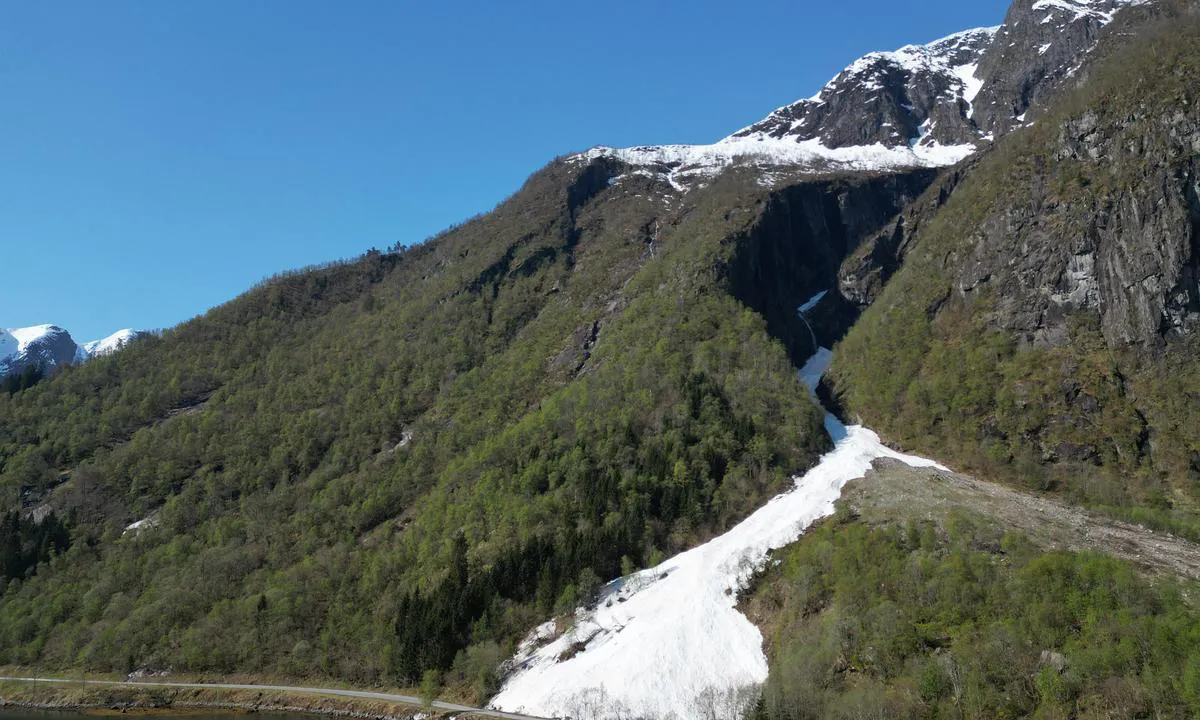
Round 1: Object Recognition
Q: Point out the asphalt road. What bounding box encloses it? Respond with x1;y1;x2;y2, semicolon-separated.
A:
0;675;551;720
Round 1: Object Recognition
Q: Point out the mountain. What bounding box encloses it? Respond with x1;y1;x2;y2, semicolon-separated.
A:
0;325;80;377
2;0;1200;719
582;0;1145;191
833;0;1200;492
1;325;141;382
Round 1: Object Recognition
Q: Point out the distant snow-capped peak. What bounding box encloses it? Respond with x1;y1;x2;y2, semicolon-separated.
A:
80;328;138;359
1;324;140;380
1;325;78;372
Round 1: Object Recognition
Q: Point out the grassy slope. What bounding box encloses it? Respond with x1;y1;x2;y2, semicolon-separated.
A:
746;495;1200;720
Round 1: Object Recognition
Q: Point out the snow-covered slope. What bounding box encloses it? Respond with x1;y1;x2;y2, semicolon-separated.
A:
579;0;1149;190
491;348;947;720
1;324;140;380
79;328;138;360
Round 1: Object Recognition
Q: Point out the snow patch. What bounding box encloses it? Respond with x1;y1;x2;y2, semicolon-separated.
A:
1032;0;1148;25
9;324;59;350
952;62;984;118
124;513;160;536
798;290;828;315
581;134;977;192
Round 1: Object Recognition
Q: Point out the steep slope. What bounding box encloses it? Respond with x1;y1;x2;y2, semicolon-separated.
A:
0;154;882;688
728;27;998;155
832;1;1200;526
972;0;1155;134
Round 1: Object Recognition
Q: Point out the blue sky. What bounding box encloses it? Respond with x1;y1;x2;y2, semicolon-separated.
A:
3;1;1010;340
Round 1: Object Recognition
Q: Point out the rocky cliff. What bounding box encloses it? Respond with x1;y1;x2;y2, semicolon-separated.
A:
831;2;1200;508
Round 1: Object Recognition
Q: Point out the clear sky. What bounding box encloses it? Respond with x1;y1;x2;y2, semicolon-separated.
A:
3;1;1010;341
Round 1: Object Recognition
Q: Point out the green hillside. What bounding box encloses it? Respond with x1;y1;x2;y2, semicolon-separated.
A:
4;2;1200;714
0;156;905;691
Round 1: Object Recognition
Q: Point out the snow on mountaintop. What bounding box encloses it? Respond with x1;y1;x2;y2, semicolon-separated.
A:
1;324;81;378
2;323;139;379
577;26;1000;190
1;325;70;364
491;345;948;720
81;328;137;358
578;0;1150;192
8;324;60;352
797;26;999;109
580;136;976;192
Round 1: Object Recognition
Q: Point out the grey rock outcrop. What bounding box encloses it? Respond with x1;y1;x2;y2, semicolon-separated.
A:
941;97;1200;350
839;165;971;308
729;28;997;152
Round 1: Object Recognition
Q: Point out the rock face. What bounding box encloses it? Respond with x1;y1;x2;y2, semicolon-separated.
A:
972;0;1150;136
729;28;997;153
932;98;1200;350
830;0;1200;496
726;170;941;362
838;165;971;308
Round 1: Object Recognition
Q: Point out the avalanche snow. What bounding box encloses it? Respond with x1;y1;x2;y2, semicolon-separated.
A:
491;347;948;720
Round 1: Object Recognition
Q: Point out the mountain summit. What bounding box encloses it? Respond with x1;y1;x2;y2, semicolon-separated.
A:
582;0;1149;190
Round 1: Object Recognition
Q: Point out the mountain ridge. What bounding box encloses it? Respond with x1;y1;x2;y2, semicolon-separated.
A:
579;0;1148;192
